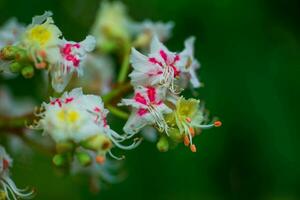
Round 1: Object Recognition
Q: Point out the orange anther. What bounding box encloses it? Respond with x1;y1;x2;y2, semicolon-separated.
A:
36;62;46;69
38;50;47;58
183;135;190;146
189;127;195;137
190;144;197;153
186;117;192;123
96;156;105;164
214;121;222;127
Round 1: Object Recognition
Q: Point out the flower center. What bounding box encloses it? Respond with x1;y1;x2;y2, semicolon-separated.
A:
27;25;52;46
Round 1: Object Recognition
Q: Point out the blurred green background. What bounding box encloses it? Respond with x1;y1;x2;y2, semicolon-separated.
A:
0;0;299;199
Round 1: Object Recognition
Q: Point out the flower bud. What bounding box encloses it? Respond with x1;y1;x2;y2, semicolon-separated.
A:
56;141;75;154
9;62;23;73
0;46;19;60
168;127;183;142
81;134;112;152
21;65;34;78
52;154;67;167
15;48;28;62
76;152;92;166
156;136;169;152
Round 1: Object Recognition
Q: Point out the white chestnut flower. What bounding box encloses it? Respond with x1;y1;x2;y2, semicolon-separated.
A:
36;88;140;151
129;36;181;93
119;86;172;136
50;35;96;92
21;11;62;66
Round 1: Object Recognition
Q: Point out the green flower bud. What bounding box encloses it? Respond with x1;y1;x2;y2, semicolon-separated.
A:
76;152;92;166
21;65;34;78
15;49;28;62
9;62;23;73
168;127;183;142
81;134;112;152
0;46;19;60
52;154;67;167
156;136;169;152
56;141;75;154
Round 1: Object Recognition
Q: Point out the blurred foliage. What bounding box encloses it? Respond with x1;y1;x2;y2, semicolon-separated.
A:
0;0;299;199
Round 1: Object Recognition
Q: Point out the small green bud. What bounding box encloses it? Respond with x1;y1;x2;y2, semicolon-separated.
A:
168;127;183;142
52;154;66;167
81;134;112;152
15;49;28;62
9;62;23;73
0;46;19;60
76;152;92;166
157;136;169;152
21;65;34;78
56;141;75;154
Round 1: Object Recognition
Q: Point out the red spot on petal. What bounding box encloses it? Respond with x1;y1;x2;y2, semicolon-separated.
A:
137;108;148;116
3;159;9;170
160;50;168;62
65;97;74;103
134;93;147;105
147;87;156;103
149;57;163;67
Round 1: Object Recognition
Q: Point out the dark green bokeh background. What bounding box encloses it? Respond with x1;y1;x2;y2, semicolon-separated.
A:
0;0;299;199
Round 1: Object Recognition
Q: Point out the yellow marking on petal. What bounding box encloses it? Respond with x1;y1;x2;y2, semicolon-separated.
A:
27;25;52;46
57;110;80;123
68;110;79;122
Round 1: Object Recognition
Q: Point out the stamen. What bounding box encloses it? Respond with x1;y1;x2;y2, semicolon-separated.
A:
190;144;197;152
189;127;195;137
96;155;105;164
183;135;190;146
214;121;222;127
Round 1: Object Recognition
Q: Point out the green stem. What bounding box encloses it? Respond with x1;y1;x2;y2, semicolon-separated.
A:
102;82;132;104
106;105;129;120
117;45;131;83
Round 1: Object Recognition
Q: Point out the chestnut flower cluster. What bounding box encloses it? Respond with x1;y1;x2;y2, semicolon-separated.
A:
0;1;221;198
119;36;221;152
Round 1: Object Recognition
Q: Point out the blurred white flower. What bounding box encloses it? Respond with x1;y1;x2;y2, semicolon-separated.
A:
0;145;33;200
0;18;25;48
0;86;35;116
91;1;133;52
74;53;114;95
133;20;174;49
178;37;201;88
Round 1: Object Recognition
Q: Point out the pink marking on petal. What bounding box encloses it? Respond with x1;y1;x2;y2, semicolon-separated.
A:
137;108;148;116
62;44;72;55
147;87;156;103
73;43;80;48
149;57;163;67
170;64;181;77
134;93;147;105
160;50;168;62
73;57;80;67
50;98;62;107
66;54;74;61
65;97;74;103
174;54;180;62
94;107;101;112
102;117;108;127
